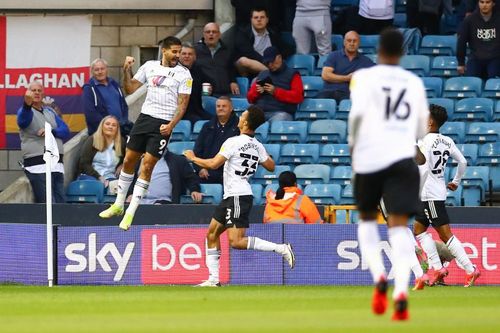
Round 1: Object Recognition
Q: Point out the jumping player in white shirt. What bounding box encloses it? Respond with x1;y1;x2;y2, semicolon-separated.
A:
414;104;481;287
348;28;428;321
184;105;295;287
99;36;192;230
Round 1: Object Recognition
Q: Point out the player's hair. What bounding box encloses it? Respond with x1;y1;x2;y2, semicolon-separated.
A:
275;171;297;200
251;7;268;17
217;95;233;106
378;28;404;57
245;105;265;131
161;36;182;50
429;103;448;128
92;115;122;156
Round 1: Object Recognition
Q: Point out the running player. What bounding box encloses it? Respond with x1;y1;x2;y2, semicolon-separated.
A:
184;105;295;287
99;36;192;230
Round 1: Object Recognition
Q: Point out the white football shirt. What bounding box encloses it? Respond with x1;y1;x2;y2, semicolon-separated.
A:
133;60;192;121
418;133;467;201
218;134;269;199
348;64;428;173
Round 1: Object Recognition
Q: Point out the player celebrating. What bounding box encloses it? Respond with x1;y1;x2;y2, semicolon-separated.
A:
348;28;428;320
184;105;295;287
99;36;192;230
414;104;481;287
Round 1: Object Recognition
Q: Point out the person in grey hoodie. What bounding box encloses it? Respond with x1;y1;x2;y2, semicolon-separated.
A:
293;0;332;56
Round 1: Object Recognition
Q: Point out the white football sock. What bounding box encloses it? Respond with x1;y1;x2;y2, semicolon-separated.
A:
125;178;149;216
446;235;474;274
206;247;220;282
416;231;443;270
247;237;284;254
406;228;423;278
115;171;134;207
358;221;386;283
388;226;413;299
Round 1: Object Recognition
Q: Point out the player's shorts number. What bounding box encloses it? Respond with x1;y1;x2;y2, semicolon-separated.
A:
158;139;167;156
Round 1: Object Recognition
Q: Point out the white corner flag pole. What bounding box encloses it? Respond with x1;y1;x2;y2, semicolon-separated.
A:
43;122;57;288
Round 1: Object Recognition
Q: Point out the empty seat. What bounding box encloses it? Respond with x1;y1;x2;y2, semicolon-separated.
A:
301;76;324;98
440;121;465;143
453;144;478;166
443;77;482;98
465;123;500;143
494;100;500;121
280;143;320;164
331;34;344;52
231;97;250;116
461;166;490;204
304;184;341;205
202;96;217;115
307;119;347;143
294;164;331;185
477;142;500;166
427;98;454;115
482;78;500;98
314;54;329;75
251;184;263;205
400;55;430;76
253;165;291;185
236;76;249;97
263;143;281;164
255;121;269;143
180;184;223;204
430;56;459;77
286;54;315;76
422;77;443;98
419;35;456;56
66;180;104;203
446;186;463;206
296;98;336;120
319;143;351;165
340;184;355;205
331;166;353;186
453;97;493;122
337;99;351;120
171;120;191;141
191;120;209;140
490;166;500;191
358;35;379;54
268;121;308;143
168;141;194;155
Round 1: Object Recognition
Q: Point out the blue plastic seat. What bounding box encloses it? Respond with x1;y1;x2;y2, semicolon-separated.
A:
66;180;105;203
202;96;217;115
330;166;353;186
419;35;456;56
255;121;269;143
231;97;250;116
400;55;430;76
430;56;459;77
393;13;407;28
461;166;490;204
191;120;209;140
268;121;308;143
443;77;482;98
301;76;324;98
294;164;331;185
307;119;347;143
446;186;463;206
286;54;315;76
364;54;378;63
180;184;223;204
427;98;454;116
263;143;281;164
465;123;500;143
490;166;500;191
337;99;351;120
358;35;379;54
440;121;465;144
314;54;329;75
262;183;279;201
453;98;493;122
253;165;291;185
168;141;194;155
304;184;341;205
280;143;320;164
482;78;500;98
296;98;336;120
170;120;191;141
319;144;351;165
340;184;355;204
331;34;344;52
422;77;443;98
453;144;478;166
477;142;500;166
236;77;249;97
494;100;500;121
251;184;263;205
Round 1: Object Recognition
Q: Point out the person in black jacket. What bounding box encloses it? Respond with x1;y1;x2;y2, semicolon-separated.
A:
193;96;240;184
142;151;202;204
231;0;285;31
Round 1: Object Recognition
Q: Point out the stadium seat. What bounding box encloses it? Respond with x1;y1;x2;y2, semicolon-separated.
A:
296;98;336;120
430;56;459;77
180;184;223;204
280;143;320;164
440;121;465;144
490;166;500;191
262;183;279;201
253;165;291;185
482;78;500;98
331;34;344;52
263;143;281;164
395;0;407;13
202;96;217;115
446;186;463;206
427;98;454;116
268;121;308;143
301;76;324;98
337;99;351;120
294;164;331;185
255;121;269;143
168;141;194;155
286;54;315;76
461;166;490;204
358;35;379;54
400;55;430;76
232;97;250;116
251;184;263;205
66;180;105;203
453;98;493;122
364;54;378;63
330;166;353;186
443;77;482;98
307;119;347;143
170;120;191;141
477;142;500;166
191;120;209;140
422;77;443;98
314;54;329;75
236;77;249;97
319;143;351;165
453;144;478;166
304;184;341;205
494;100;500;121
340;184;355;205
393;13;407;28
465;123;500;144
419;35;456;56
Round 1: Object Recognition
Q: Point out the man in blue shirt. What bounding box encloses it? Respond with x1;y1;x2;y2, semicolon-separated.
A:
317;31;375;102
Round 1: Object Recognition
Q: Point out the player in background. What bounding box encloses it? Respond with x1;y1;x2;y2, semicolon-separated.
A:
99;36;192;230
414;104;481;287
348;28;428;321
184;105;295;287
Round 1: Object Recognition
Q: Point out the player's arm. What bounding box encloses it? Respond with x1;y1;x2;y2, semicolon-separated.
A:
448;144;467;191
260;156;275;172
161;93;190;137
183;150;227;170
123;56;143;94
415;145;426;165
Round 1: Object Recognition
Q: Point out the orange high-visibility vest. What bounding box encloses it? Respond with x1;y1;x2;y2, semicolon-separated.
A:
263;186;323;224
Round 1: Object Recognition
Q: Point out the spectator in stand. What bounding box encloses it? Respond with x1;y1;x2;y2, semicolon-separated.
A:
82;58;132;136
193;96;240;184
406;0;453;35
142;151;203;204
78;116;126;192
195;22;240;97
293;0;332;56
231;0;285;32
264;171;323;224
317;31;375;102
457;0;500;80
357;0;394;34
247;46;304;122
179;43;212;125
17;81;70;203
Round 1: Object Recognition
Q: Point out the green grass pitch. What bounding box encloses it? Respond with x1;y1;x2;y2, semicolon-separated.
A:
0;285;499;333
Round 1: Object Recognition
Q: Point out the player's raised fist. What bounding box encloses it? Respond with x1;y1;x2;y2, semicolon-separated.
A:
123;56;135;70
24;90;34;106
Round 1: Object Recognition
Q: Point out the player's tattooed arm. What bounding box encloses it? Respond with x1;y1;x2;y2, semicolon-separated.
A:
123;56;142;94
160;93;190;137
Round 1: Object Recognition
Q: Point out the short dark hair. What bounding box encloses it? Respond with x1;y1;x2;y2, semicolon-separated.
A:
251;7;268;17
217;95;233;105
161;36;182;50
379;28;404;57
429;104;448;128
246;105;265;131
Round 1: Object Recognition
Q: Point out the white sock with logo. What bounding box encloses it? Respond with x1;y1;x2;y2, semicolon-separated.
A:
357;221;386;283
206;247;220;283
115;171;134;207
416;231;443;270
388;226;413;299
125;178;149;216
446;235;474;274
247;237;284;254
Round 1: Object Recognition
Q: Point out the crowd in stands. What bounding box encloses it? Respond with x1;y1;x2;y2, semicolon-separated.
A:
15;0;499;218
